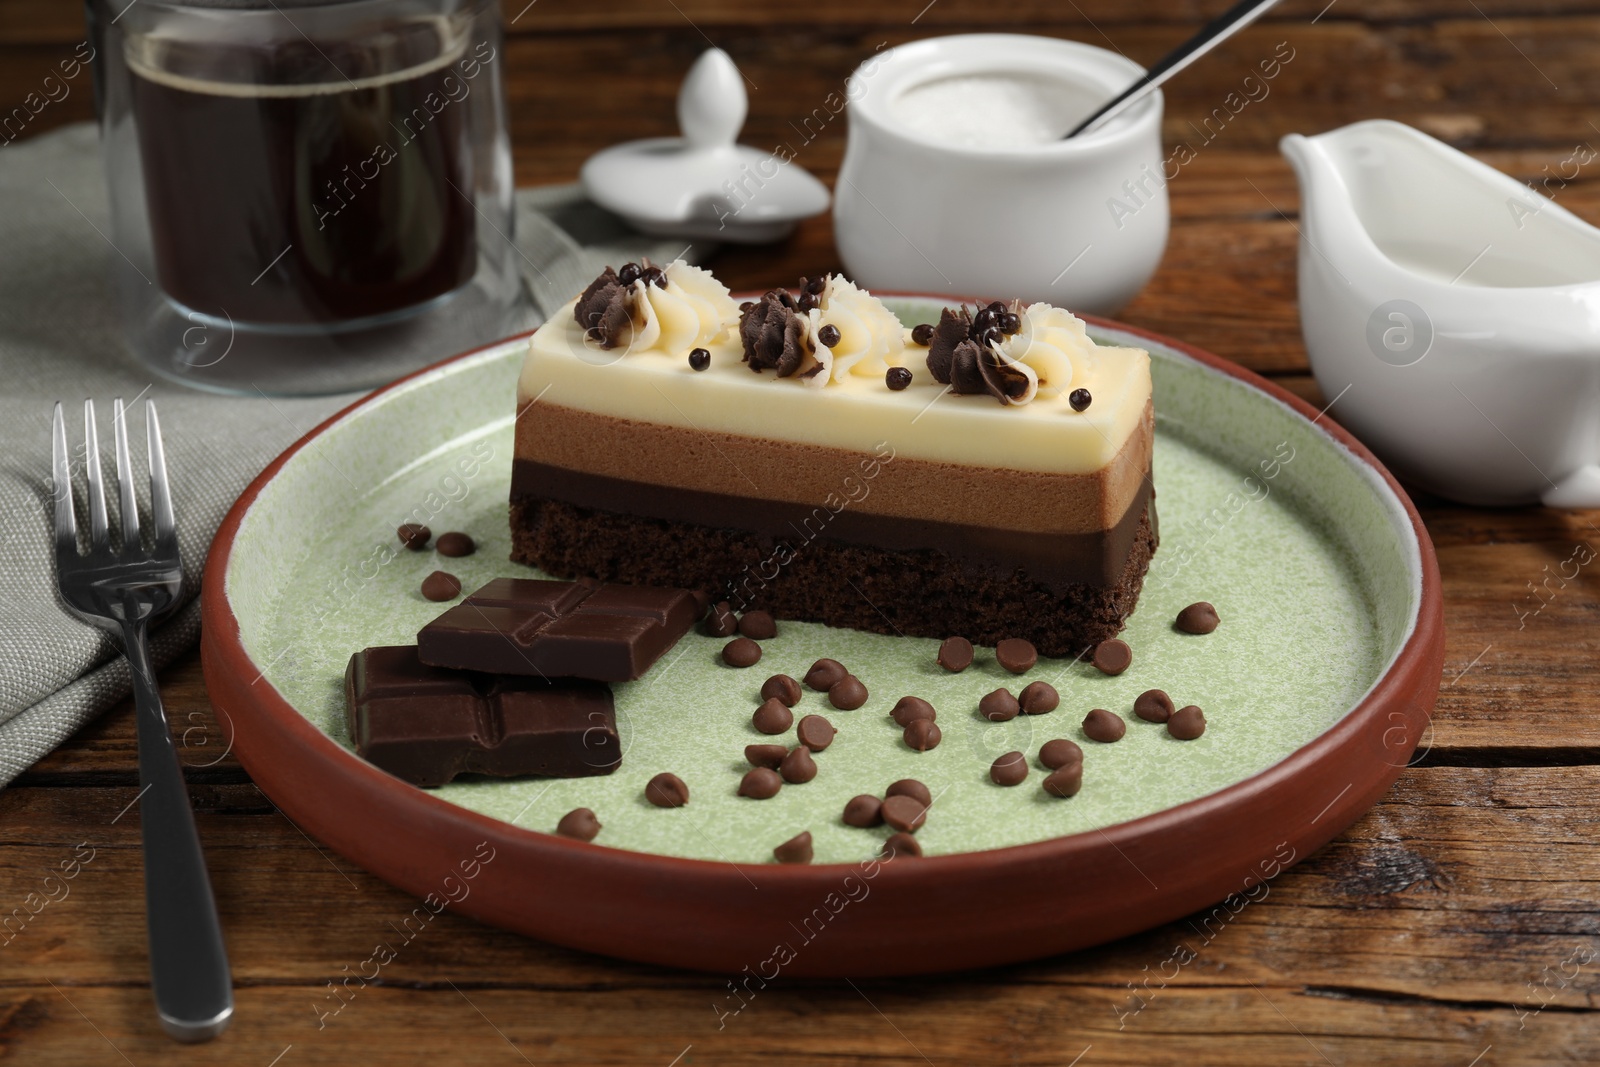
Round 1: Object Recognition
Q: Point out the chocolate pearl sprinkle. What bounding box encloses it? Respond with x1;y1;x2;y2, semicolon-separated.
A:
936;636;974;672
1019;680;1059;715
979;688;1020;722
397;523;430;550
829;675;869;711
737;610;777;640
1092;639;1133;676
1043;763;1083;798
903;719;941;751
703;602;738;637
752;698;794;735
1069;388;1093;412
990;751;1029;786
1169;705;1207;740
882;832;922;858
1134;689;1175;724
890;696;936;727
843;794;884;827
688;347;711;371
910;323;935;346
745;743;787;768
420;571;462;602
774;831;814;864
645;772;689;808
760;674;802;707
780;745;818;784
1083;708;1127;743
555;807;601;841
881;794;928;833
817;323;841;348
435;531;475;557
796;714;837;751
996;638;1037;674
805;658;848;691
739;767;782;799
1039;738;1083;770
887;779;932;806
1176;602;1221;635
886;366;913;391
722;637;762;668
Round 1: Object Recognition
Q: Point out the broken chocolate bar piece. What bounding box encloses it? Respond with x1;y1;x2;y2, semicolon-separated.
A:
345;645;621;788
416;577;698;681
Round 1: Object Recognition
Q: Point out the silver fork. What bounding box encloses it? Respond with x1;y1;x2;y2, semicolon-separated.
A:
51;398;232;1042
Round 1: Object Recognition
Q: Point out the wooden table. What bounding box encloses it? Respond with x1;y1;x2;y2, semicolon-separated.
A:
5;1;1599;1062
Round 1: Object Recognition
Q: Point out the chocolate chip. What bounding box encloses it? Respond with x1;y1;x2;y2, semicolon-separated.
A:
780;746;818;783
936;636;973;672
435;531;475;557
556;807;601;841
796;714;836;751
843;794;884;827
903;719;941;751
990;751;1028;786
1169;705;1207;740
979;688;1020;722
739;767;783;798
1019;680;1059;714
752;698;794;735
887;779;932;806
774;831;813;864
1000;311;1021;334
996;638;1037;674
1069;388;1092;412
1134;689;1175;723
397;523;430;550
739;300;754;311
805;275;828;294
886;366;913;390
722;637;762;667
1083;708;1126;743
973;307;994;330
738;610;777;640
640;265;666;288
688;347;711;371
817;323;841;348
645;772;689;807
617;262;642;285
1176;602;1220;635
882;832;922;858
1039;738;1083;770
881;794;928;833
703;601;738;637
745;743;788;768
761;674;802;707
1043;763;1083;798
829;675;868;710
1092;639;1133;675
421;571;462;602
890;696;936;727
805;658;848;690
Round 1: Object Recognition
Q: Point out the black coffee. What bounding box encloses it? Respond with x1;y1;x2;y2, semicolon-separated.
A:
130;30;479;327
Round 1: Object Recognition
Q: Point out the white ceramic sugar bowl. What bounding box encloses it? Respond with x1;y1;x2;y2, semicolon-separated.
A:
834;34;1168;315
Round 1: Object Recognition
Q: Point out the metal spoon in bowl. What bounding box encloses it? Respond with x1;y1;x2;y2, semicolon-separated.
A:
1066;0;1287;139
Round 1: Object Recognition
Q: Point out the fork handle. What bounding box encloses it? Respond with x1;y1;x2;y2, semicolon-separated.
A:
123;619;234;1042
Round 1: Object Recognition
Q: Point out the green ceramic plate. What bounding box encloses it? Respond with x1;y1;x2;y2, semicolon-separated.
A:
216;299;1421;865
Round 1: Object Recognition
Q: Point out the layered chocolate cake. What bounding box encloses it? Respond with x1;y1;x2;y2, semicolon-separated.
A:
509;261;1155;656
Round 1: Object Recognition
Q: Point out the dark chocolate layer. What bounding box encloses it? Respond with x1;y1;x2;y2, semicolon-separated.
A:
511;459;1154;589
508;497;1157;657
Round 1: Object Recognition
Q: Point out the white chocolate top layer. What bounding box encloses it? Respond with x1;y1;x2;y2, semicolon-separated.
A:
520;297;1151;476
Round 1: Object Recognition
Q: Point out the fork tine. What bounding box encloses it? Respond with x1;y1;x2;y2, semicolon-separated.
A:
113;398;141;551
82;399;109;551
146;400;176;548
51;402;77;559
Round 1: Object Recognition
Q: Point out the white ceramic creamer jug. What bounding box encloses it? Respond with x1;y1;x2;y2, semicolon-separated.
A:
1283;119;1600;507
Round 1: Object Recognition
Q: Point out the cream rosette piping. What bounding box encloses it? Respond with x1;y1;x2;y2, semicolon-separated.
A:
801;276;906;387
989;303;1096;402
628;261;741;355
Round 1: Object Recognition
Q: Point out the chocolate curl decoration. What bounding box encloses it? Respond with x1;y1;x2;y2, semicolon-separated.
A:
739;290;812;377
573;266;636;349
925;305;1031;404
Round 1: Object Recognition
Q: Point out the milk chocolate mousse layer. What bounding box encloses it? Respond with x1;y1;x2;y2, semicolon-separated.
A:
510;266;1156;654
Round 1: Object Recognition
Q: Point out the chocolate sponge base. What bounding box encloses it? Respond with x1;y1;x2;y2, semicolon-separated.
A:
509;497;1156;658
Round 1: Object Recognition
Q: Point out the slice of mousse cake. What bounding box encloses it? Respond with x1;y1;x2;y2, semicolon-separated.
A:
509;261;1155;655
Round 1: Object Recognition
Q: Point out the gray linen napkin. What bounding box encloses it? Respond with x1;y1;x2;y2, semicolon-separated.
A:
0;122;700;787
